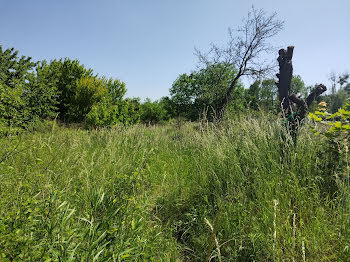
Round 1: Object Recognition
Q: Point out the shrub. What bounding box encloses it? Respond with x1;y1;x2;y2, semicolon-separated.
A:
86;99;120;127
0;83;29;135
70;77;107;121
140;98;170;124
309;101;350;197
86;98;140;127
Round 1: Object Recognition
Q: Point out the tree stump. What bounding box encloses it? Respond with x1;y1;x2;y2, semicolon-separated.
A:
276;46;327;142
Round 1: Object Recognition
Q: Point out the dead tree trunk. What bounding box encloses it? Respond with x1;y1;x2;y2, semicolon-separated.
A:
276;46;327;142
276;46;294;116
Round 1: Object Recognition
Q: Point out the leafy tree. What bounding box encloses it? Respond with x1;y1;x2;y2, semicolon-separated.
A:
0;46;58;134
290;75;308;97
0;83;29;134
86;99;121;127
244;79;278;112
27;61;59;119
337;72;349;89
104;77;127;102
169;73;197;119
319;72;350;113
322;89;348;113
0;46;36;132
0;46;36;89
159;96;176;118
170;63;244;120
117;98;141;125
140;98;171;124
245;81;260;110
70;77;107;121
338;73;350;99
260;78;278;111
86;92;140;127
0;45;141;131
38;58;93;120
345;83;350;95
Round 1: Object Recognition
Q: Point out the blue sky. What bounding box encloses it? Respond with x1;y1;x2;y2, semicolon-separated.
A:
1;0;349;100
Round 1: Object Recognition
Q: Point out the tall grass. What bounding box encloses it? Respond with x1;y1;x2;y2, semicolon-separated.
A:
0;116;349;261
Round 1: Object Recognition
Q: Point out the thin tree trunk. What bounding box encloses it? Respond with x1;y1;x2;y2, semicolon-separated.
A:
215;73;241;121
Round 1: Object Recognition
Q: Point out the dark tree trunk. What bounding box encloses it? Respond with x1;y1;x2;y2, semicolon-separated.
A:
276;46;327;142
276;46;294;116
215;73;241;121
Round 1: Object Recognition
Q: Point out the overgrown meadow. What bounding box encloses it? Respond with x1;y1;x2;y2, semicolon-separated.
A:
1;9;350;260
1;115;349;261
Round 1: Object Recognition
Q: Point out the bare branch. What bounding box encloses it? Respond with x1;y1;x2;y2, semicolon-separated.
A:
195;7;284;119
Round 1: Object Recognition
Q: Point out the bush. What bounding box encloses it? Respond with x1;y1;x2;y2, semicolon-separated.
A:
70;77;107;121
86;98;140;127
37;59;138;126
140;98;170;124
0;83;29;135
86;99;120;127
309;101;350;197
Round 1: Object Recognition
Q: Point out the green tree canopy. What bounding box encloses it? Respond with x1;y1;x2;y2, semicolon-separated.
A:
244;79;278;111
140;98;171;124
0;46;36;89
0;46;58;134
37;58;93;120
170;63;244;120
290;75;308;97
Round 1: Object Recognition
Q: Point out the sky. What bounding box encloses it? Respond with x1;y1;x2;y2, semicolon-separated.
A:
1;0;349;100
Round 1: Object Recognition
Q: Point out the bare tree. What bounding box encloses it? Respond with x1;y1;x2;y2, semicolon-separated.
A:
195;7;284;120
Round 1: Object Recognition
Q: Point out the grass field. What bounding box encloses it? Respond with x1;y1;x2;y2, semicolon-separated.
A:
0;116;349;261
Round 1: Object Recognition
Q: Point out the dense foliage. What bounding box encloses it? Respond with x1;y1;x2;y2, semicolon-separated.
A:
0;117;349;261
139;98;171;124
170;63;245;121
0;46;142;134
0;47;58;135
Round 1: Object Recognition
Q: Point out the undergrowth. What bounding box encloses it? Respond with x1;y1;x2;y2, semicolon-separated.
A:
0;116;349;261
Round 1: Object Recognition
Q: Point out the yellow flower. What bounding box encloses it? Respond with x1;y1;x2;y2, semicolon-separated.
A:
318;102;327;107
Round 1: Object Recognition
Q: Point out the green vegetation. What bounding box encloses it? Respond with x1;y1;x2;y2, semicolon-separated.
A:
0;115;349;261
1;45;349;132
169;64;245;120
140;98;171;125
0;46;57;135
1;9;349;259
0;47;141;135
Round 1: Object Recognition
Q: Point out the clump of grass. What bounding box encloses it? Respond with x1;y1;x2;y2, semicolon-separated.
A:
0;116;349;261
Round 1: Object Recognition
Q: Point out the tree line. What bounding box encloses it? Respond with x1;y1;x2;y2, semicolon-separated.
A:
0;44;349;135
1;7;349;135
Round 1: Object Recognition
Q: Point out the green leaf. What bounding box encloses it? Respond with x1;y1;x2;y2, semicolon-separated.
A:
314;111;327;116
326;112;338;119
